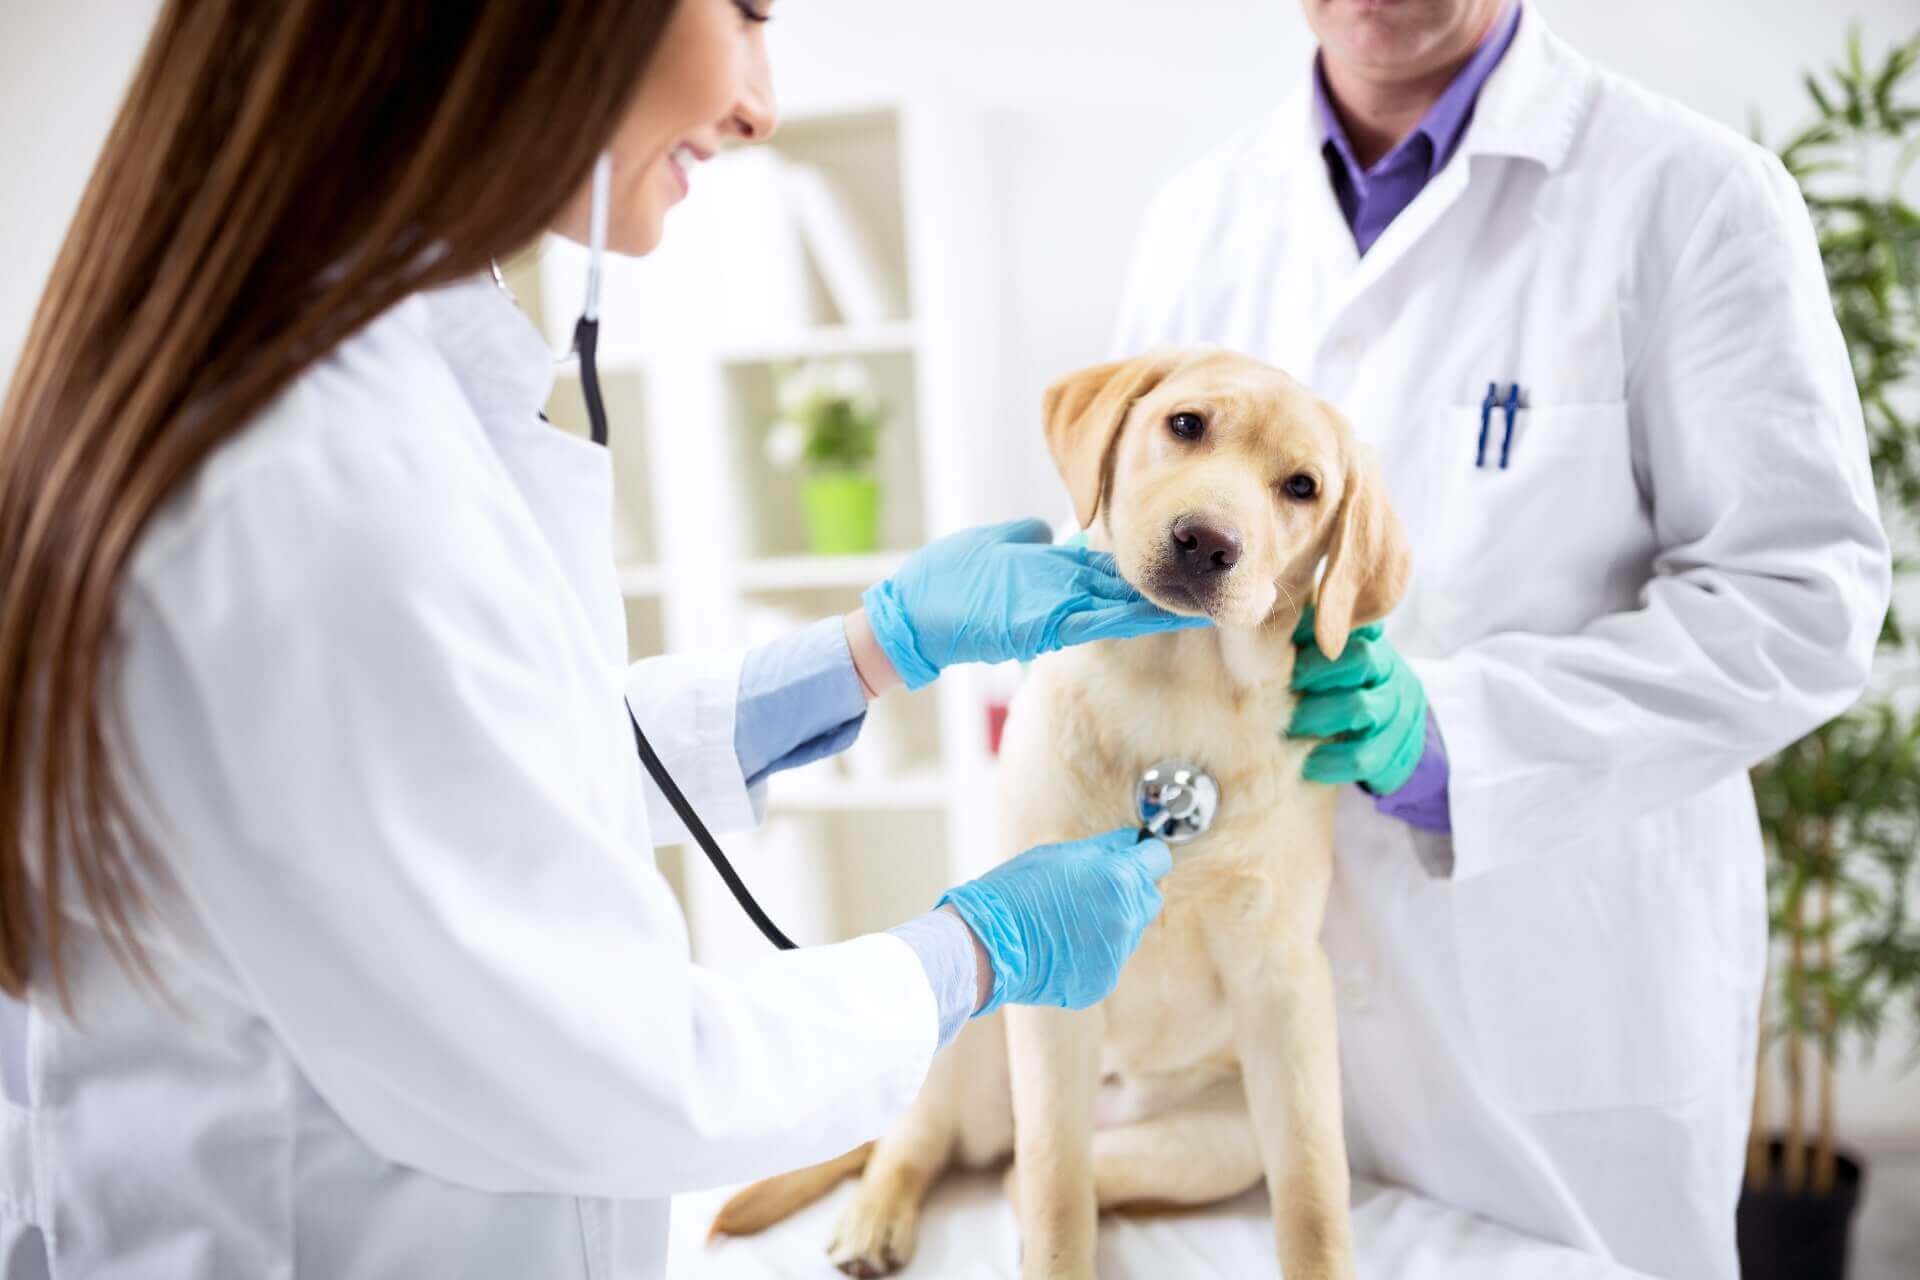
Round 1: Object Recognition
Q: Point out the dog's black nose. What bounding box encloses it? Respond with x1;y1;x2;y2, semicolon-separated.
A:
1170;516;1241;577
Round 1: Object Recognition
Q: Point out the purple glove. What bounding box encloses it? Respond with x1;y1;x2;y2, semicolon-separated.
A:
1370;711;1451;833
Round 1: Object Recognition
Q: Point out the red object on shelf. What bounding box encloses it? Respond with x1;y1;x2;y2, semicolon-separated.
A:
985;700;1010;755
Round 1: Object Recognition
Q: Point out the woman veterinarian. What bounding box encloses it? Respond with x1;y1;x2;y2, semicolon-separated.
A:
0;3;1200;1275
1115;1;1890;1277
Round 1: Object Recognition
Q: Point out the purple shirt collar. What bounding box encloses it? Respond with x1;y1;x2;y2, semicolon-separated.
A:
1314;2;1523;253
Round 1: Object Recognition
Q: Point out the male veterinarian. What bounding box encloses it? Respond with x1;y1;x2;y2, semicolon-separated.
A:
1113;2;1890;1276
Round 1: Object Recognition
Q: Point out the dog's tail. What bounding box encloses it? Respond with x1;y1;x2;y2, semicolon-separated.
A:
708;1142;874;1240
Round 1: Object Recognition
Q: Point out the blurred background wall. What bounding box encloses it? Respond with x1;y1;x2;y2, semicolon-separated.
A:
3;0;1916;1152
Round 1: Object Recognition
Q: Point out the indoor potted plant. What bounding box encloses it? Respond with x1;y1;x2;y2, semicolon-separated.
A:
1738;28;1920;1280
765;358;887;555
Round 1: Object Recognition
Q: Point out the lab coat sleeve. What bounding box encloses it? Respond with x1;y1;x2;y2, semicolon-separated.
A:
629;618;868;843
624;647;769;845
1410;151;1891;878
118;446;939;1199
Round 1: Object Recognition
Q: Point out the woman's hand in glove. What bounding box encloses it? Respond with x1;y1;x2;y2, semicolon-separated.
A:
861;519;1208;690
936;827;1172;1016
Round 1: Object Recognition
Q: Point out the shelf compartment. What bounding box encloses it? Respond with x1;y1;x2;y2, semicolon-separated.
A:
818;809;953;938
623;596;666;663
756;107;911;329
723;350;925;559
617;563;668;597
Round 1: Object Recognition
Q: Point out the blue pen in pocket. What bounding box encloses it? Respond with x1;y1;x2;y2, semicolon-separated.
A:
1498;383;1521;470
1475;383;1524;469
1475;382;1498;468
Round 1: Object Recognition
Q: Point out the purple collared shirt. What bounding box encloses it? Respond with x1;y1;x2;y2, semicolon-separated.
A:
1312;6;1520;837
1314;2;1522;256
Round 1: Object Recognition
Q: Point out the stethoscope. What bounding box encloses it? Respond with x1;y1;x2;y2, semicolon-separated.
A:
547;156;1222;953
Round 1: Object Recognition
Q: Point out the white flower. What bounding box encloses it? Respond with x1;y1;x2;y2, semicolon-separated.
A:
775;358;872;418
824;358;871;401
764;419;808;469
774;367;813;419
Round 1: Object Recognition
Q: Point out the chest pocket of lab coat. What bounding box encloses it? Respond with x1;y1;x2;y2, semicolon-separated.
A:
1419;401;1643;646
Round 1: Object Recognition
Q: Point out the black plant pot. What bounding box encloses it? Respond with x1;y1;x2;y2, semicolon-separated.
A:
1737;1138;1865;1280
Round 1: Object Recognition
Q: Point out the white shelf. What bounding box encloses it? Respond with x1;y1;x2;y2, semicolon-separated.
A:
766;770;949;813
736;551;907;591
587;323;918;375
618;564;668;597
717;321;918;366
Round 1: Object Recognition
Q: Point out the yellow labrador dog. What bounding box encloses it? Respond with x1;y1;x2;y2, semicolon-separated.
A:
714;348;1409;1280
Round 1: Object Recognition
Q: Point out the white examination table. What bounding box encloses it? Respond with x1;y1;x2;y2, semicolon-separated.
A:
668;1171;1656;1278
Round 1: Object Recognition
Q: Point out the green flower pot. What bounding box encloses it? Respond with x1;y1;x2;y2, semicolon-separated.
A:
801;472;880;555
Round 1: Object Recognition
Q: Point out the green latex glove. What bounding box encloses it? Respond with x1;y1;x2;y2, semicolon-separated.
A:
1287;608;1427;794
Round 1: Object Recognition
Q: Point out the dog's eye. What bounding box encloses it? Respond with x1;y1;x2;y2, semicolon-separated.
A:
1282;473;1318;501
1168;412;1206;441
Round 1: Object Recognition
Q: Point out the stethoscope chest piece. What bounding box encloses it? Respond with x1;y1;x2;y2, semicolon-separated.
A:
1135;760;1221;846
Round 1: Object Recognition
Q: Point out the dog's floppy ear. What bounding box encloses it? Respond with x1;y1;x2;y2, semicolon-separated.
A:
1315;437;1410;660
1042;350;1184;529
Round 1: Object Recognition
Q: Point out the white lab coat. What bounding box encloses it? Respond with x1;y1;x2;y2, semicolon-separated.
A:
0;276;937;1278
1114;7;1887;1279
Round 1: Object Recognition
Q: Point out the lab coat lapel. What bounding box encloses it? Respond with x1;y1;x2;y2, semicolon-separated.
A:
1335;161;1473;316
1230;86;1355;372
1281;86;1362;344
423;276;628;665
1300;3;1593;333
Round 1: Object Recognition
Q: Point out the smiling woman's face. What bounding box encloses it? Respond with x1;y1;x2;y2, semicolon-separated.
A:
551;0;778;256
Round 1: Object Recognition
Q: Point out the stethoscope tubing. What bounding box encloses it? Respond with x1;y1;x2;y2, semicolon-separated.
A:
571;288;800;951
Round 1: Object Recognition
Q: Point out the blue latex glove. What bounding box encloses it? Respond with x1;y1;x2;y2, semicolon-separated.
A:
937;827;1172;1015
863;519;1208;690
1287;608;1428;795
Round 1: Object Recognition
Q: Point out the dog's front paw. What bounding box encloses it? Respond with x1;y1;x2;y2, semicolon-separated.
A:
827;1184;922;1278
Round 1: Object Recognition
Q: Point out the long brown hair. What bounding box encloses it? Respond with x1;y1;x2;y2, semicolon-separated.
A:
0;1;680;1001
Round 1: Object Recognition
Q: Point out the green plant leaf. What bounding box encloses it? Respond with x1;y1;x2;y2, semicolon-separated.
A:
1744;26;1920;1086
1807;71;1837;120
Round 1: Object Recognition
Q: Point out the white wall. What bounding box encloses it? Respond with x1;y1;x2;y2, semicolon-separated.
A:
0;0;154;389
3;0;1917;1149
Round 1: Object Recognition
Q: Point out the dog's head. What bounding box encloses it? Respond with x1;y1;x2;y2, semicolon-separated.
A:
1043;347;1409;659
